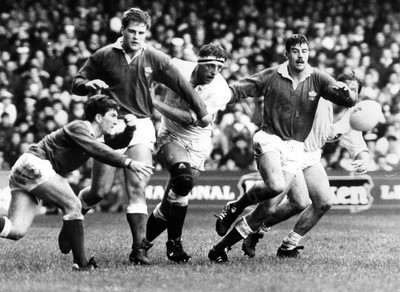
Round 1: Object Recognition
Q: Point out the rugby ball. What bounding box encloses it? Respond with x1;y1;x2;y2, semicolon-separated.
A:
349;100;383;131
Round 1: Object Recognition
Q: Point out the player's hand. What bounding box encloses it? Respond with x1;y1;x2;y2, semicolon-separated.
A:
128;161;154;180
123;114;138;131
194;114;213;128
351;156;369;174
332;81;357;106
85;79;109;91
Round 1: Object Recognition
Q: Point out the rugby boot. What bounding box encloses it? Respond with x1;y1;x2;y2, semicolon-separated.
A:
166;238;191;263
215;201;239;236
276;244;304;258
72;257;98;271
129;238;153;265
242;232;264;258
208;245;230;263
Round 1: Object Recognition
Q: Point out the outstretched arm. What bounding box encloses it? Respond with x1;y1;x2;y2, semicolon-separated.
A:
153;97;194;125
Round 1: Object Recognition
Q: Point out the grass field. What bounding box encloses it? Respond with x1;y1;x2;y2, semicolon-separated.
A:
0;205;399;292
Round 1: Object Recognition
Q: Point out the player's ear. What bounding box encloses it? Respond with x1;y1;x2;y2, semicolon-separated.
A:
95;113;103;123
284;51;289;59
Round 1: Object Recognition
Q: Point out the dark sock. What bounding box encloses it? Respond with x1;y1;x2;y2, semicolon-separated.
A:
127;213;147;249
167;204;187;240
235;193;252;214
146;212;167;242
62;219;88;267
215;227;244;250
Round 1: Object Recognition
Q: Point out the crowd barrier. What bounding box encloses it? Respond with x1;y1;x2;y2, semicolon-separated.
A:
0;170;399;214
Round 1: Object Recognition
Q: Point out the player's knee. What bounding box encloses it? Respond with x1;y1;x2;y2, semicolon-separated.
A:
291;197;312;212
170;162;194;196
315;200;334;214
265;180;285;197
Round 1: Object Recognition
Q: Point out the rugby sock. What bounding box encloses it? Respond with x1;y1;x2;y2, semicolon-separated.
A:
127;213;147;250
215;227;244;251
62;219;88;267
167;204;187;241
282;230;303;249
234;193;252;214
146;212;167;242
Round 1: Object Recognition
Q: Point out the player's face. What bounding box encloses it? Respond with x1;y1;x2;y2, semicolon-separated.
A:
345;79;359;98
99;109;118;135
196;62;223;85
121;21;147;54
286;43;309;73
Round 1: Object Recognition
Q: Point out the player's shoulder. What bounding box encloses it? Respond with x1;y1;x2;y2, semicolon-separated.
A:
93;43;115;56
64;120;91;134
144;44;170;58
311;67;334;81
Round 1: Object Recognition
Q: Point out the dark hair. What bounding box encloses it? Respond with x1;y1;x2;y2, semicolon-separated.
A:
285;34;309;52
121;8;151;29
198;43;227;61
84;95;119;122
337;72;363;94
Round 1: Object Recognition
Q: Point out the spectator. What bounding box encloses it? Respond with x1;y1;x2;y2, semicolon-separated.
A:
219;134;255;170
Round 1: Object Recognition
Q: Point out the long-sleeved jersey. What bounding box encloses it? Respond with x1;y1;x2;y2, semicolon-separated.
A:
229;61;355;142
305;98;368;158
27;120;133;175
159;58;231;141
72;38;207;119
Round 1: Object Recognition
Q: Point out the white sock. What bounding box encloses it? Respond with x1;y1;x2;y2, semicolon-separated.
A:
282;230;302;249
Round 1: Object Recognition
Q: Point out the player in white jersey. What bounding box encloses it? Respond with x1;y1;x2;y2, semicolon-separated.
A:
144;44;232;262
209;73;370;262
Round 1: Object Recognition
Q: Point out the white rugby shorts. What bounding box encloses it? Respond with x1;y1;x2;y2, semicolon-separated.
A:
300;149;322;170
113;117;156;153
253;130;304;175
9;153;56;192
156;128;211;171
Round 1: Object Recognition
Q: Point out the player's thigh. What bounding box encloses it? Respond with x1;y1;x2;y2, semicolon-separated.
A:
191;168;201;185
304;163;332;206
287;170;310;207
30;174;80;212
124;144;153;194
8;190;39;234
91;159;118;194
257;151;285;191
158;142;190;169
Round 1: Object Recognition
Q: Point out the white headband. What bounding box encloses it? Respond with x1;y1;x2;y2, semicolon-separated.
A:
197;56;225;65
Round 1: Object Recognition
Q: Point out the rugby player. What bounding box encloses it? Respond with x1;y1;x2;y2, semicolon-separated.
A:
145;43;231;262
209;34;358;263
0;95;153;270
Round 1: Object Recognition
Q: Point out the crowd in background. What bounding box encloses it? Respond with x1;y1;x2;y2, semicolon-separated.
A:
1;0;400;190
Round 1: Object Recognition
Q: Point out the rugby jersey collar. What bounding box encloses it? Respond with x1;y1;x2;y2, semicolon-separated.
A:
278;61;313;83
113;37;147;62
83;120;96;137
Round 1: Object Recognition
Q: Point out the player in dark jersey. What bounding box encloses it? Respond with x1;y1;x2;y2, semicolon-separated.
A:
71;7;211;265
209;34;358;263
0;95;153;270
